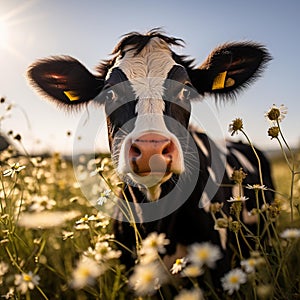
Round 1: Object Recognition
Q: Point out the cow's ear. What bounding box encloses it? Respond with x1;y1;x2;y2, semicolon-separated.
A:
27;56;104;108
188;42;272;99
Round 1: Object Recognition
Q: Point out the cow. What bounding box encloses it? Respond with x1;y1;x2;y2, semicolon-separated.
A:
27;29;274;290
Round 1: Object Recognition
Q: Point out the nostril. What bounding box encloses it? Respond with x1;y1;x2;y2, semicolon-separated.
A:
162;141;174;156
129;144;142;158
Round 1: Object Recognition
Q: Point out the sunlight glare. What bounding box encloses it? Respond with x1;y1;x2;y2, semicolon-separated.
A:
0;19;9;49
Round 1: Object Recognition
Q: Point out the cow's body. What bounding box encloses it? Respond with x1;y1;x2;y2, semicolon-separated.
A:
27;29;273;288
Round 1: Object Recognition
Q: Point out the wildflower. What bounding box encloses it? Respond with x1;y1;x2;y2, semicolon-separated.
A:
14;271;40;294
268;126;280;139
229;118;243;136
0;261;9;284
72;257;104;289
256;284;273;300
221;268;247;295
187;242;222;268
214;218;229;230
84;241;121;262
246;184;268;191
62;230;74;240
129;261;168;296
170;258;188;274
241;258;258;273
75;223;90;230
279;228;300;239
140;232;170;255
229;220;241;232
29;195;56;212
3;162;26;177
231;168;247;184
2;287;14;299
0;262;9;276
181;264;204;277
227;195;249;203
96;190;111;206
265;104;287;123
174;288;204;300
75;214;89;225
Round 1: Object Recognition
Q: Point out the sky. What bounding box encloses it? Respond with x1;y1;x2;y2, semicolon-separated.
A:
0;0;299;155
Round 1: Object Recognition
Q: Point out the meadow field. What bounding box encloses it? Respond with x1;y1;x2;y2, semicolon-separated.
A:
0;100;299;299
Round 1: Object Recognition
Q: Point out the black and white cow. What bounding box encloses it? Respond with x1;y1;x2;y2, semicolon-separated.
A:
27;29;274;283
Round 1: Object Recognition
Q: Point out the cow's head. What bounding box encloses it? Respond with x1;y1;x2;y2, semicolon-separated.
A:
27;29;271;201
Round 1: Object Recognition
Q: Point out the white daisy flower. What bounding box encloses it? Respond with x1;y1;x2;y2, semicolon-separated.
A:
279;228;300;239
221;268;247;295
62;230;74;240
140;232;170;255
181;264;204;278
29;195;56;212
71;257;105;289
96;190;111;206
0;261;9;276
14;271;40;294
84;241;121;262
241;258;258;273
170;258;188;275
187;242;222;268
227;196;249;203
265;104;288;123
129;261;168;296
246;184;268;191
174;288;204;300
3;162;26;177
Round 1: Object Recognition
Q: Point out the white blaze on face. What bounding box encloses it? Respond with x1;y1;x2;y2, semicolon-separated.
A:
114;37;185;196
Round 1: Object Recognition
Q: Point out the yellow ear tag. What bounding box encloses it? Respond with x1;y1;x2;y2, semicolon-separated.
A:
212;71;227;90
64;90;80;101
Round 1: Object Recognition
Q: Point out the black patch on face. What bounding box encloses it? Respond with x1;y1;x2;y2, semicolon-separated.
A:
163;65;193;131
102;68;137;148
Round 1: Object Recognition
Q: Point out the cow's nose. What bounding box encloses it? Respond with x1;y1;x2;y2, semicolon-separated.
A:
128;133;177;175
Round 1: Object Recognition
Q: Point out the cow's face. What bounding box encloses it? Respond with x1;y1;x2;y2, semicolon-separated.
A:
27;30;271;201
102;38;195;200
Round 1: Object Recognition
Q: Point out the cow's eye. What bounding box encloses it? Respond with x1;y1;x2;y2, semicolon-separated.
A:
178;87;191;101
105;89;117;101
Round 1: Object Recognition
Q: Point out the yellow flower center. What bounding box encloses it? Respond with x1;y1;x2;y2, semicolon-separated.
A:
248;258;256;266
197;249;209;260
142;271;154;283
23;274;32;282
150;240;157;248
79;268;90;277
229;275;239;284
